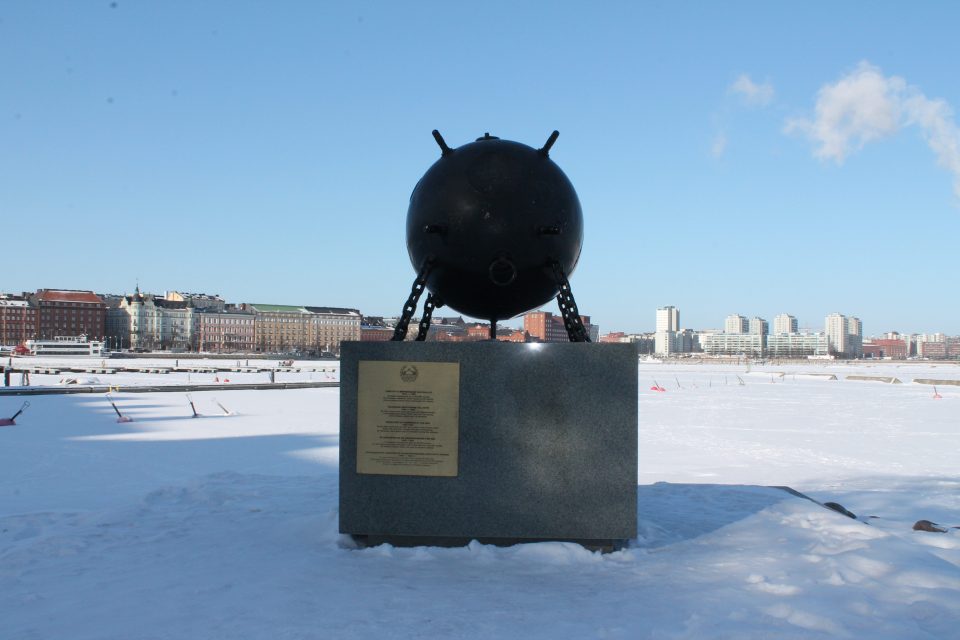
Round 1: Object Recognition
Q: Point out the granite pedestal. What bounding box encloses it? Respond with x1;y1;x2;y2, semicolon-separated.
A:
339;341;637;549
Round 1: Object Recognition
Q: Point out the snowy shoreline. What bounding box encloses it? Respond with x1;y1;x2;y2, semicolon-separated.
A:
2;360;958;638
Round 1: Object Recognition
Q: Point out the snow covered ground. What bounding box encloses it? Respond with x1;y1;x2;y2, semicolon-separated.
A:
2;359;959;639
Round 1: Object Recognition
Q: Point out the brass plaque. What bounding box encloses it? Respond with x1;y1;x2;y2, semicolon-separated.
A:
357;360;460;476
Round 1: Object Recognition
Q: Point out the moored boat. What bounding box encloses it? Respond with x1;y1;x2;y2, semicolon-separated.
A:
23;335;108;357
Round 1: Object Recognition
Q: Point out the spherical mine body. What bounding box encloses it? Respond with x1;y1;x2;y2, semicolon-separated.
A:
406;134;583;322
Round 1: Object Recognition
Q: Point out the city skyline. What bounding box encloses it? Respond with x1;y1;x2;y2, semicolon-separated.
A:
5;283;958;340
4;4;960;334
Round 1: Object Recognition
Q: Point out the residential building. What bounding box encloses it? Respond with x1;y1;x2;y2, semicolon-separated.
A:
749;317;769;335
242;303;360;355
0;295;38;345
825;313;849;356
245;304;312;354
30;289;106;340
773;314;799;335
765;333;829;358
360;317;394;342
196;308;256;353
675;329;697;353
104;304;130;351
108;288;196;351
863;338;908;359
823;313;863;358
154;299;195;350
655;306;680;356
916;333;945;357
304;307;361;355
451;323;526;342
918;336;960;359
847;316;863;358
656;306;679;333
524;311;595;342
424;317;467;342
165;292;225;311
655;331;673;355
724;314;749;334
701;332;764;357
495;328;528;343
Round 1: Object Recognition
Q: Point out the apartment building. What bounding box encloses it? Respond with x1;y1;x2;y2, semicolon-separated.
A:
524;310;596;342
30;289;106;340
765;333;829;358
196;308;256;353
244;304;360;355
773;314;798;335
107;289;196;350
304;307;362;354
724;314;749;334
700;332;764;357
0;295;38;345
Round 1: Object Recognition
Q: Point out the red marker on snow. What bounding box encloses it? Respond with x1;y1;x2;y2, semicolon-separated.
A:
0;400;29;427
107;395;133;423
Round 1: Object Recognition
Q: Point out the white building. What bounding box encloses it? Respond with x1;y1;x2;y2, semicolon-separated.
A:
749;317;769;335
655;331;672;356
701;332;764;357
107;288;196;351
724;314;749;334
766;333;829;358
825;313;847;356
825;313;862;358
656;306;679;333
655;306;680;356
773;314;798;335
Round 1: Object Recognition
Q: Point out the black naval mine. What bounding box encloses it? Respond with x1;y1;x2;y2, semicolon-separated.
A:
393;130;590;342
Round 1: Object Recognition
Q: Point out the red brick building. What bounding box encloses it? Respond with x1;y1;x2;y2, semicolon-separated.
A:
524;311;567;342
465;324;490;340
864;338;908;359
464;324;527;342
0;296;38;345
496;328;527;343
919;339;960;359
30;290;106;339
426;323;528;342
360;326;394;341
524;311;594;342
872;338;910;360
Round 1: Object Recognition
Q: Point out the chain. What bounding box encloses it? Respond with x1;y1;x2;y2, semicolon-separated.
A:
391;259;434;341
551;261;591;343
415;293;444;341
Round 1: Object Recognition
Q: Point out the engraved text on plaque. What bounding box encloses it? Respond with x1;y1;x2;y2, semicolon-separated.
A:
357;360;460;476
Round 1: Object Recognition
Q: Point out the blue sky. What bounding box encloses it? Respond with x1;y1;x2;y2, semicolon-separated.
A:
3;2;959;334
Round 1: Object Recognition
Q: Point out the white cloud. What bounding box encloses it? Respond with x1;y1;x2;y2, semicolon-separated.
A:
711;132;728;158
729;74;774;107
904;94;960;194
787;61;960;198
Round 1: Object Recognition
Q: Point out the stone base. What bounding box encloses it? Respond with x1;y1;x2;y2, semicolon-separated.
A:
339;341;638;548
